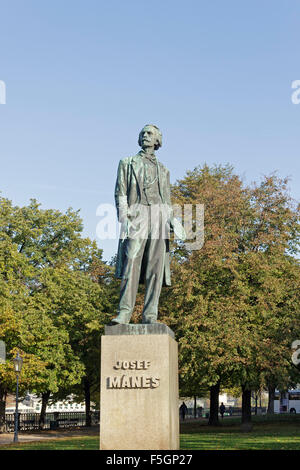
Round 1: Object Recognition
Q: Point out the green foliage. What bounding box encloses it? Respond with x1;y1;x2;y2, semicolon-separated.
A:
160;165;300;396
0;195;112;408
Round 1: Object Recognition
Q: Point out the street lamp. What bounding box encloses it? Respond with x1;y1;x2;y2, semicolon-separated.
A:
13;352;23;443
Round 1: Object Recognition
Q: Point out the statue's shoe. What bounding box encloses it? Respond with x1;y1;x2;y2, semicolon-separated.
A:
108;317;128;326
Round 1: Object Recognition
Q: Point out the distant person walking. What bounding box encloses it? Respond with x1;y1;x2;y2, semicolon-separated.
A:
180;402;188;421
219;402;226;419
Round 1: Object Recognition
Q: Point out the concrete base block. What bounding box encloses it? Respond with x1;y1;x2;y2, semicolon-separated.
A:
100;325;179;450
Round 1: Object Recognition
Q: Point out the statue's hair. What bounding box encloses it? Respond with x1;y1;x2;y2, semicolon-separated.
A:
138;124;162;151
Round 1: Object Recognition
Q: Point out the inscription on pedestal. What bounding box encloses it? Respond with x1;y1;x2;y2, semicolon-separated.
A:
106;359;160;389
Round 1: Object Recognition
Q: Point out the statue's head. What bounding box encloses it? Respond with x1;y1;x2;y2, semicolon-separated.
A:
138;124;162;151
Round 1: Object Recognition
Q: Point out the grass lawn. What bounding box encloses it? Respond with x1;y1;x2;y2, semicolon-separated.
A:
0;435;98;450
1;415;299;450
180;414;300;450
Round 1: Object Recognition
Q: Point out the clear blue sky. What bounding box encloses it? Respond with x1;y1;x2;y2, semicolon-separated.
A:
1;0;299;261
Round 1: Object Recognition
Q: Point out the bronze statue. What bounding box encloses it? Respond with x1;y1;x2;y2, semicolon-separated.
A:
112;124;172;325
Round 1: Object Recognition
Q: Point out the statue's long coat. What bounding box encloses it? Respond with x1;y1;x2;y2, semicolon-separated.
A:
114;151;172;286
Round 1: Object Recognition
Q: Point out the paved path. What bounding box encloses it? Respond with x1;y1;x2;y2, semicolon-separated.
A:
0;426;99;446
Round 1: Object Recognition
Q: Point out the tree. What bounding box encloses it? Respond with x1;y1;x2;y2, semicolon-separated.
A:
0;196;110;429
160;164;253;425
20;288;86;428
159;166;300;425
38;263;111;425
235;175;300;422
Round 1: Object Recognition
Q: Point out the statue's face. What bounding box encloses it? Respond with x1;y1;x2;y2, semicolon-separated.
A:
140;126;157;150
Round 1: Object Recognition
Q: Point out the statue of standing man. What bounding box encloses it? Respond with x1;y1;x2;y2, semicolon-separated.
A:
111;124;173;325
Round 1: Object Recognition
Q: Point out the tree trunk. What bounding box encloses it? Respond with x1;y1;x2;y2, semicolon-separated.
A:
242;386;252;423
267;385;275;414
84;379;91;427
208;381;220;426
0;386;7;433
193;395;197;419
39;391;50;429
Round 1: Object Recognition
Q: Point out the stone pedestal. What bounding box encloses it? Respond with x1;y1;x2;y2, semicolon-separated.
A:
100;324;179;450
